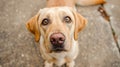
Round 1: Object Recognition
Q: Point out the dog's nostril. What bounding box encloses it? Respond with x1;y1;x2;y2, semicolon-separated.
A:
51;38;56;42
59;37;63;41
50;38;57;45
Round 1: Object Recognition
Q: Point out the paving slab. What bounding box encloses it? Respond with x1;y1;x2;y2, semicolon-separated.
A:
0;0;45;67
0;0;120;67
104;0;120;48
75;5;120;67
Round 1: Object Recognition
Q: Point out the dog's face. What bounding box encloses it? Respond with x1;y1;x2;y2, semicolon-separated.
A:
26;7;87;53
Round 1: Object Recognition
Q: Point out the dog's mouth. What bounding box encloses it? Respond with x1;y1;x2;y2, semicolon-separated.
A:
52;49;67;53
51;44;67;53
52;48;67;53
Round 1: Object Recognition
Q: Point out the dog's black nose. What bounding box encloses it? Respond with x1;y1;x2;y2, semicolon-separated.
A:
50;33;65;50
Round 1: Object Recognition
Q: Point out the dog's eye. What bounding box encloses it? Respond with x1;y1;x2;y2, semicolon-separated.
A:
64;16;72;23
42;18;50;25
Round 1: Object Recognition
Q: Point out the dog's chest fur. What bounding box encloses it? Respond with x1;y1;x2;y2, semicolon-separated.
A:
50;52;67;66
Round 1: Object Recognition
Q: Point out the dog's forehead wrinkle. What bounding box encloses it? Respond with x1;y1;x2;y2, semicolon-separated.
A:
40;9;54;16
40;7;73;16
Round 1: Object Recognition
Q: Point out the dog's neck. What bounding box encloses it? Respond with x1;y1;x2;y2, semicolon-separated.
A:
46;0;76;8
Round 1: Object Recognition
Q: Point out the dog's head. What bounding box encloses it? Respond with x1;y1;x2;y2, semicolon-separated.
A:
26;7;87;53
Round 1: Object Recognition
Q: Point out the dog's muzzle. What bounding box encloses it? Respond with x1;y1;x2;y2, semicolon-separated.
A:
50;33;66;52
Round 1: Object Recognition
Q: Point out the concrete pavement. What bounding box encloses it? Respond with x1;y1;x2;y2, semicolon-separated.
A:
0;0;120;67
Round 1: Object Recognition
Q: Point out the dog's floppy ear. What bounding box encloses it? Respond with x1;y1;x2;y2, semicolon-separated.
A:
74;12;87;40
26;14;40;42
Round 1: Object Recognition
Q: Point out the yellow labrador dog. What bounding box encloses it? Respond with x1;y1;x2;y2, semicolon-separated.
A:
26;0;105;67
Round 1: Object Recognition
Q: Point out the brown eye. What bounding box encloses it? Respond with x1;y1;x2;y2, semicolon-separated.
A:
42;18;50;25
64;16;72;23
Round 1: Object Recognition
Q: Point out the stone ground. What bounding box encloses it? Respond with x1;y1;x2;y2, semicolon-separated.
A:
0;0;120;67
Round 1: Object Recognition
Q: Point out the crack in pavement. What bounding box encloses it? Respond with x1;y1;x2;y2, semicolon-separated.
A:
98;4;120;54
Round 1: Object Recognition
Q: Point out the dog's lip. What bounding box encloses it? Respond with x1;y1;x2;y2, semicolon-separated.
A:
51;48;67;53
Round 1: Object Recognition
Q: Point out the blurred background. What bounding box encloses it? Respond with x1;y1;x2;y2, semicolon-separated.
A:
0;0;120;67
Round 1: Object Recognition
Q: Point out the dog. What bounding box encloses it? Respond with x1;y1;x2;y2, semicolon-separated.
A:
26;0;105;67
